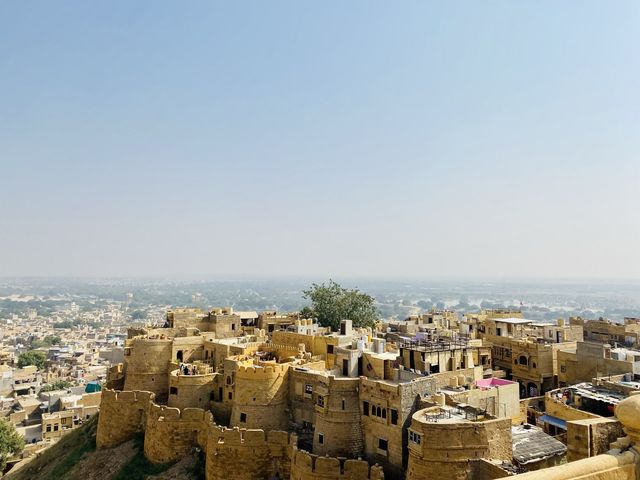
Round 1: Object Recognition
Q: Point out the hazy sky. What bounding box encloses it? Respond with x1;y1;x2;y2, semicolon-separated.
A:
1;2;639;279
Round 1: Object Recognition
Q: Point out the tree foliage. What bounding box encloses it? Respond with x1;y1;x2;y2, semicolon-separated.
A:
41;380;74;392
0;417;25;471
17;351;46;370
301;280;378;331
30;335;61;349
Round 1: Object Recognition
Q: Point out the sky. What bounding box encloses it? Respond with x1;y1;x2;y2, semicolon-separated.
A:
1;1;639;279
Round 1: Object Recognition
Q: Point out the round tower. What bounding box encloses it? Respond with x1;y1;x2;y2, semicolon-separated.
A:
312;376;363;457
230;360;290;430
168;365;217;410
123;337;173;402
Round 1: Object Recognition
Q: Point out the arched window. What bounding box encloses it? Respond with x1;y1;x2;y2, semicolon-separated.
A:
226;376;232;385
382;409;387;419
519;356;528;366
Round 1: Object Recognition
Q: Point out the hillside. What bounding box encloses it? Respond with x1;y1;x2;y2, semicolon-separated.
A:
5;415;204;480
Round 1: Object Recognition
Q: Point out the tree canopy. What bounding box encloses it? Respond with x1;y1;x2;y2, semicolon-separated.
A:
301;280;378;331
41;380;74;392
30;335;61;349
17;351;46;370
0;418;25;471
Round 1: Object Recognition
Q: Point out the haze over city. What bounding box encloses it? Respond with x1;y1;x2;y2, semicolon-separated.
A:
1;1;639;279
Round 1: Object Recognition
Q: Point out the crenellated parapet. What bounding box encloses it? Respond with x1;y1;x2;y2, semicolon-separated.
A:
143;403;212;464
290;447;384;480
231;360;291;430
235;360;291;378
96;388;155;448
205;427;293;480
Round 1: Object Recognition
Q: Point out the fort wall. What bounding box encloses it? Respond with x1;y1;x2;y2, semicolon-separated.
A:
123;337;174;401
143;403;211;464
96;388;155;448
406;414;512;480
205;428;292;480
230;361;290;430
313;376;363;457
290;448;384;480
168;369;217;410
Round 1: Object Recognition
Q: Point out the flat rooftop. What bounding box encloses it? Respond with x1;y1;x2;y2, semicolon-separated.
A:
512;425;566;465
494;318;533;324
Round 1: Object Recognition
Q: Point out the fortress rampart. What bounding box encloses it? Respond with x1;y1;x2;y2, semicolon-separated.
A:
143;403;212;464
98;387;386;479
406;410;512;480
168;368;217;410
230;361;291;430
123;337;174;401
313;376;364;456
290;448;384;480
96;388;155;448
206;427;292;480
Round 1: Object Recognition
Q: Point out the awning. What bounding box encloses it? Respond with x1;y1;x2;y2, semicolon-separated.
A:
538;414;567;430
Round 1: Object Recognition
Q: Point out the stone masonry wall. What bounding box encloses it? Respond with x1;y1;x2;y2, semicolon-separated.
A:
205;428;292;480
123;338;173;402
230;362;290;430
143;403;211;464
407;417;512;480
96;388;155;448
290;448;385;480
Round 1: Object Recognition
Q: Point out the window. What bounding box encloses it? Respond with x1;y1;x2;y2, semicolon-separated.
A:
342;399;345;410
170;387;178;395
327;344;334;354
409;430;422;445
391;409;398;425
231;323;236;330
228;392;233;400
317;395;325;408
519;356;528;366
240;413;247;423
532;362;537;369
382;408;387;419
305;384;313;396
560;365;567;373
318;433;324;445
46;425;51;432
378;438;388;451
363;401;369;416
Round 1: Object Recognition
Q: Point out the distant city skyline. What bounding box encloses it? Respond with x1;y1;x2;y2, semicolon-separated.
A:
1;1;639;278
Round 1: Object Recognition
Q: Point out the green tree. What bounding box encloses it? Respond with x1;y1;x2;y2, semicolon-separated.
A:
0;417;25;471
30;335;61;349
301;280;378;331
17;351;46;370
41;380;74;392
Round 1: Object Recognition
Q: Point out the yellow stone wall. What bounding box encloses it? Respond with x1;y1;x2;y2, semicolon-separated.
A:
230;361;290;430
123;337;173;401
143;404;211;464
205;428;292;480
406;414;512;480
167;369;218;410
290;448;384;480
312;376;363;456
96;389;155;448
